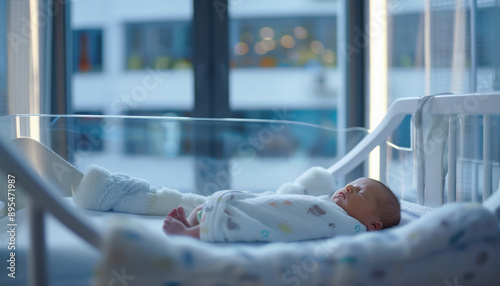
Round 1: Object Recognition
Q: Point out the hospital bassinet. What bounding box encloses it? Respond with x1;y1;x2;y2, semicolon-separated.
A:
0;92;499;285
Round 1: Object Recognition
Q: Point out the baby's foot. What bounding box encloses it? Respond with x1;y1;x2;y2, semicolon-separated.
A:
167;207;190;227
163;216;187;236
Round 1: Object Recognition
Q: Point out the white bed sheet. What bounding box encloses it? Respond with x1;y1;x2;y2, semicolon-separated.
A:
399;200;434;226
0;198;433;285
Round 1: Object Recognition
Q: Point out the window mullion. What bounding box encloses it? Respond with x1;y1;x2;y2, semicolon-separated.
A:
193;0;231;194
193;0;230;118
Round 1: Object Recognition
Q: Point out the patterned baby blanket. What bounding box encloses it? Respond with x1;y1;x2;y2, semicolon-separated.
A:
94;202;500;285
199;190;365;242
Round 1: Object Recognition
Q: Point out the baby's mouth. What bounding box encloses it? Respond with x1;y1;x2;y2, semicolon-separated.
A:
340;192;346;200
334;191;346;200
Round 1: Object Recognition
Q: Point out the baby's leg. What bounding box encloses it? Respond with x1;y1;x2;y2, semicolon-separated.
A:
167;207;190;227
163;217;200;239
187;204;204;227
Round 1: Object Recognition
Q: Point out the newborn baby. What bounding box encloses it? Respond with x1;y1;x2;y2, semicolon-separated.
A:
163;177;401;242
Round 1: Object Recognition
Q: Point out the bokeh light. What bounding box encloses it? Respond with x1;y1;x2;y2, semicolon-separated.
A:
234;42;249;55
280;35;295;48
310;40;324;54
259;27;275;40
322;49;335;63
254;41;267;55
261;39;276;51
240;32;255;44
294;26;307;39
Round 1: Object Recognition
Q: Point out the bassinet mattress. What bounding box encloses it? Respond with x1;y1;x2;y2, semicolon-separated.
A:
0;198;465;285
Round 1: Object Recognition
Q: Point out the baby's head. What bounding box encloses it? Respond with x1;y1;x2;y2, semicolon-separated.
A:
331;177;400;231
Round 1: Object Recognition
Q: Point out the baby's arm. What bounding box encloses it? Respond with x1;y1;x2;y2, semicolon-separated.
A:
187;204;204;227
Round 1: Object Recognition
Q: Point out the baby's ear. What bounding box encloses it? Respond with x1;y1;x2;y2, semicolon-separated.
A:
368;220;383;231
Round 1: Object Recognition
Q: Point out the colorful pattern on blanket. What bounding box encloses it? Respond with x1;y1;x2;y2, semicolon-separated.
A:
94;202;500;286
199;190;365;242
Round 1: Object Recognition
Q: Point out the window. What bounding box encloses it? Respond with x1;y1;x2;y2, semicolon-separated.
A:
230;16;337;69
70;1;194;117
389;14;423;68
227;3;340;164
72;112;105;154
73;29;103;73
124;22;192;70
229;2;339;145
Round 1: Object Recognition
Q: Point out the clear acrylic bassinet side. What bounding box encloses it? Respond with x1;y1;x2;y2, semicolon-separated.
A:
0;114;368;200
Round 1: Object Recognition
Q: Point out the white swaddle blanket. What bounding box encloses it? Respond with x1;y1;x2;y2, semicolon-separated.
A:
73;165;207;215
199;190;366;242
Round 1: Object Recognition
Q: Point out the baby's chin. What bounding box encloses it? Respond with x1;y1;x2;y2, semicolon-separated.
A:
331;196;348;213
331;196;342;206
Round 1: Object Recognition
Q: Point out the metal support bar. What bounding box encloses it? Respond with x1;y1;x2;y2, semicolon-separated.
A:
473;160;480;202
51;0;71;159
415;100;426;206
0;137;101;248
469;0;477;93
379;143;387;184
483;114;492;200
29;205;48;286
0;0;7;116
448;115;457;202
0;137;100;286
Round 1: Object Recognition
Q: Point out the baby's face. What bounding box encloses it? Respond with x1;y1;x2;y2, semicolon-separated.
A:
331;177;387;231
